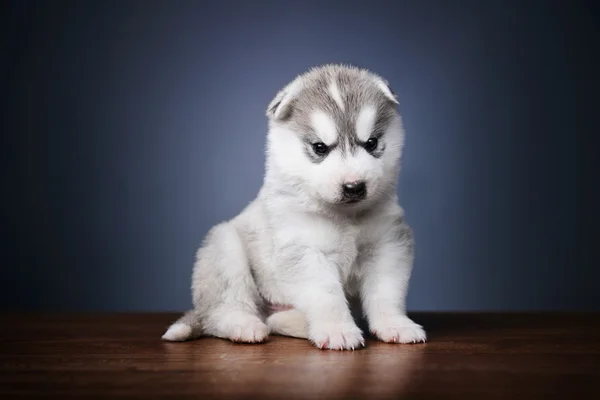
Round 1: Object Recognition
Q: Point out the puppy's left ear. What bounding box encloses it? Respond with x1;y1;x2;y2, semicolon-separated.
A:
374;78;400;105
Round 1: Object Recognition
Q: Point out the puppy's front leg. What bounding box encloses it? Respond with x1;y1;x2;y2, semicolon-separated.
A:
280;248;364;350
359;223;427;344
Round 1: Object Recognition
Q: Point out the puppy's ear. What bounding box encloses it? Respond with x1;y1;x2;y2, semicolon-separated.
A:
266;89;293;120
266;79;304;120
374;78;399;105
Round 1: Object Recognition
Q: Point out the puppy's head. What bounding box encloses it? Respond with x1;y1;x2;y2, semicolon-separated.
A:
265;64;406;209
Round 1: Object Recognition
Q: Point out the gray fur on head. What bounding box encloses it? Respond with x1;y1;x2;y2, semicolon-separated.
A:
267;64;398;117
266;64;399;155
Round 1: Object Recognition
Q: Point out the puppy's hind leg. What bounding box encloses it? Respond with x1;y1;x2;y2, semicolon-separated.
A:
167;222;268;344
267;308;308;339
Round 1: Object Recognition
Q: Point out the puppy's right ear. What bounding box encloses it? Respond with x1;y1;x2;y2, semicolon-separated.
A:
266;89;293;120
266;79;303;121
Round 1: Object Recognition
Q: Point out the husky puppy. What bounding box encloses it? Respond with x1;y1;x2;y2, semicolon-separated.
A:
162;64;426;350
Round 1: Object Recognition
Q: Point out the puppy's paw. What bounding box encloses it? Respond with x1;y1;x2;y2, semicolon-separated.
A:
213;313;269;344
371;315;427;344
229;320;269;343
309;321;365;350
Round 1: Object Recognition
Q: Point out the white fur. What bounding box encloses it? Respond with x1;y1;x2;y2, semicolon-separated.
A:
161;323;191;341
266;116;403;206
267;309;308;339
355;105;377;142
328;80;345;111
163;65;425;351
310;111;338;145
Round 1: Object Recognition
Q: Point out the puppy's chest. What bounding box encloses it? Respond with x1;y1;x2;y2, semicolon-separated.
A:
321;223;374;280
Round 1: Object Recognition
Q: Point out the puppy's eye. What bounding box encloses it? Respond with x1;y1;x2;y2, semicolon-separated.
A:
364;137;379;152
312;142;329;155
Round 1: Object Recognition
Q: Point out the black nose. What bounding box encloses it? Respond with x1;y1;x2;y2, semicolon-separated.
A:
342;181;367;200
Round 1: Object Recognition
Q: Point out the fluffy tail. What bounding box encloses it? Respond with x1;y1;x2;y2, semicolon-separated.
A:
162;310;204;341
266;309;308;339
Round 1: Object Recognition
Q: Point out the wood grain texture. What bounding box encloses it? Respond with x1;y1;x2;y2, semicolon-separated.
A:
0;312;599;399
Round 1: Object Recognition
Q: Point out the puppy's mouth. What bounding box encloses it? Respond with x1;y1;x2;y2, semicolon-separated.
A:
338;197;366;205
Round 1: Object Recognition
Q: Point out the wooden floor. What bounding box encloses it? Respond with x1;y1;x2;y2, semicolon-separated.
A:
0;313;599;399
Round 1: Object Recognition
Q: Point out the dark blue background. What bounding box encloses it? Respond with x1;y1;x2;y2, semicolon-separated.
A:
2;0;599;312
